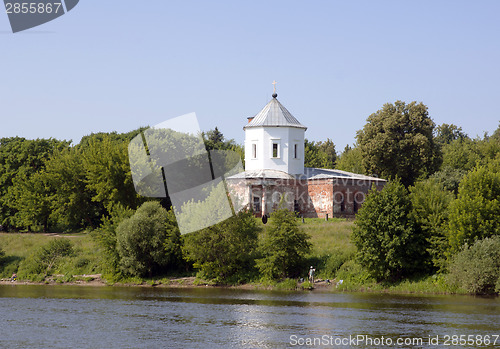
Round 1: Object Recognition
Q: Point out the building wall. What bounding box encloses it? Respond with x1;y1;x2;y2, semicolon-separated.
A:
244;127;305;174
226;176;386;218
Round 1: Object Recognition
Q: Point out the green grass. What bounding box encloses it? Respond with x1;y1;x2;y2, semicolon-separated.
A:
0;232;104;279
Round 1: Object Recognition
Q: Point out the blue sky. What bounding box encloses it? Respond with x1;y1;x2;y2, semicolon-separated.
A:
1;1;499;151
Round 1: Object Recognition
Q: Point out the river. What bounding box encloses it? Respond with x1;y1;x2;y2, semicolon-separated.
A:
0;285;498;348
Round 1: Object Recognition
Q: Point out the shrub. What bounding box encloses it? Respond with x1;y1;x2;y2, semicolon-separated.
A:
447;164;500;254
183;210;259;284
256;208;311;280
18;238;73;279
447;236;500;294
352;180;429;281
116;201;182;278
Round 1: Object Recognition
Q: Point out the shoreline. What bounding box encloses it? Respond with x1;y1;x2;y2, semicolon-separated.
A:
0;276;482;296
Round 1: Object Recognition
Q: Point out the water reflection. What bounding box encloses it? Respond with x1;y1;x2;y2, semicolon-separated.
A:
0;285;499;348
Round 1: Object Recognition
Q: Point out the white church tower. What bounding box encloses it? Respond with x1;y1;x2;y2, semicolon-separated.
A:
244;87;307;175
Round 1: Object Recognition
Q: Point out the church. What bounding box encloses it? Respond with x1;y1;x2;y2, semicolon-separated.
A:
226;90;386;218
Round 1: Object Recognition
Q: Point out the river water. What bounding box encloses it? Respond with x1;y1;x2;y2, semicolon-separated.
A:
0;285;498;348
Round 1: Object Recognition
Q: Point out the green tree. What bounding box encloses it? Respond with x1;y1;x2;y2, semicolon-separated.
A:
410;179;453;270
256;208;311;279
429;167;467;196
356;101;439;187
82;135;140;213
93;204;135;276
447;236;500;294
116;201;182;277
434;123;467;146
352;180;428;281
9;171;54;232
44;147;102;230
304;139;335;169
447;162;500;254
182;210;258;283
336;145;366;174
0;137;70;229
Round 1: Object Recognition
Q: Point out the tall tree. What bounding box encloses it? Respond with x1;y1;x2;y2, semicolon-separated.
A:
304;139;335;169
409;179;453;270
356;101;439;187
352;180;429;281
447;161;500;254
0;137;70;229
336;145;366;174
434;123;467;146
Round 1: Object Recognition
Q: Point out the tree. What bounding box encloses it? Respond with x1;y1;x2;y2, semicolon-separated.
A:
0;137;70;229
256;208;311;279
409;179;453;270
356;101;440;187
82;135;140;213
352;180;428;281
182;210;258;283
447;162;500;254
116;201;182;277
336;145;366;174
304;139;335;169
318;138;337;168
434;123;467;146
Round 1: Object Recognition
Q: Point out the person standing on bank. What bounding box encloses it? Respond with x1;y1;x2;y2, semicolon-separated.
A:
308;266;315;284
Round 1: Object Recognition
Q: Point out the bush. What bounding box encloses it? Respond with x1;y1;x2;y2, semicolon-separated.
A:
256;208;311;280
116;201;182;278
183;210;259;284
18;238;73;280
447;236;500;294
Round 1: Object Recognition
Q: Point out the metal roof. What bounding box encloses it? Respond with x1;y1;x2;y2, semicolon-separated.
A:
244;96;307;130
227;168;386;182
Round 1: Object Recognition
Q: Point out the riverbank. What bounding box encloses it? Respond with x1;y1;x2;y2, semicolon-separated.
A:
0;275;477;295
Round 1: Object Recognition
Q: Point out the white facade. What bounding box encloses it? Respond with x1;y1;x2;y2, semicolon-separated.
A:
244;96;306;175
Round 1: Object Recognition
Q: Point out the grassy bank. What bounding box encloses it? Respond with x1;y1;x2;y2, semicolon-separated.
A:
0;219;466;294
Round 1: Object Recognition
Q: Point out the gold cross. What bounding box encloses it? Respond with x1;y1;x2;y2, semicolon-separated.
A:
272;80;277;94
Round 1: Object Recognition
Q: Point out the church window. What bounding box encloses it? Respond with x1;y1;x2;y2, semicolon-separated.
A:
271;141;280;158
252;144;257;159
294;143;298;159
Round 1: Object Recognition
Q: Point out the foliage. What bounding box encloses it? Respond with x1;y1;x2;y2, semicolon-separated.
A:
447;162;500;253
43;147;101;230
336;145;366;174
93;204;135;276
304;139;336;169
410;179;453;270
447;236;500;294
429;167;467;196
0;137;70;229
434;123;467;146
0;244;5;268
81;135;141;213
356;101;440;187
441;136;500;173
17;238;73;279
116;201;182;277
183;210;259;284
256;208;312;280
352;180;429;281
